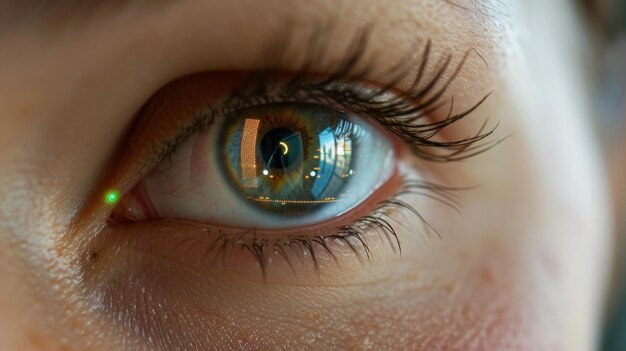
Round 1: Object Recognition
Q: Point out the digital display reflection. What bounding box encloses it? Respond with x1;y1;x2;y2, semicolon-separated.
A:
239;118;260;188
221;104;380;217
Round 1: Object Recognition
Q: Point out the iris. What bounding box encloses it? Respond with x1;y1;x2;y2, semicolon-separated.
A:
220;103;392;218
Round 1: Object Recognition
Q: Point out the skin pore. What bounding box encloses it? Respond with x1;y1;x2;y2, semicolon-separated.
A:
0;0;613;350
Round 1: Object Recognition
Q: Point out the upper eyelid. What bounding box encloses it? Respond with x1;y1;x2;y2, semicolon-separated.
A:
152;50;494;168
162;27;496;163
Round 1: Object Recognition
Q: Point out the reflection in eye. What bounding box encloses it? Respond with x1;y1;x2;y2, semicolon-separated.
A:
222;103;393;225
115;103;394;229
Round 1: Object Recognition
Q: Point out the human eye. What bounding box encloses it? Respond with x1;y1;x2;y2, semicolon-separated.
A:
95;33;494;280
116;102;396;229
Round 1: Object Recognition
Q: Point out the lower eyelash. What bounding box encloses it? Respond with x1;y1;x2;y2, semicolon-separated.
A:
163;176;462;280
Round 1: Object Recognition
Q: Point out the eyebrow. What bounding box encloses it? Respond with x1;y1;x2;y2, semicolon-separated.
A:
2;0;507;34
443;0;510;18
0;0;172;34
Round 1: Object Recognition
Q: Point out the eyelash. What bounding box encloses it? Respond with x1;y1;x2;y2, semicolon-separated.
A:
153;28;496;166
116;28;495;277
163;177;462;279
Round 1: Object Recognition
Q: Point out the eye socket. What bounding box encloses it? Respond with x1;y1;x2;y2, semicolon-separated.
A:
113;102;394;229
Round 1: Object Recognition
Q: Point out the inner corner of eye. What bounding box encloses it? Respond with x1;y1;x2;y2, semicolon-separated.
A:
111;102;397;229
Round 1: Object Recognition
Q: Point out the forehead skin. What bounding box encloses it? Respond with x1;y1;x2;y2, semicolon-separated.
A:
0;0;611;350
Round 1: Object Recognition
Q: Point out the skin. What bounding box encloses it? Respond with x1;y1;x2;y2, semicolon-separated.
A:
0;0;613;350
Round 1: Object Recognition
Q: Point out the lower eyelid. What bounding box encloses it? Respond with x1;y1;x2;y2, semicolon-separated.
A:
102;167;410;279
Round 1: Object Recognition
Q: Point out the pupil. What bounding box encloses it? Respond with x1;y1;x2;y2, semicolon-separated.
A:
260;128;299;170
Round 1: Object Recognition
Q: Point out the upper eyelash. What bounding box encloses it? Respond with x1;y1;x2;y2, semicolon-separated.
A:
154;26;497;167
263;27;498;162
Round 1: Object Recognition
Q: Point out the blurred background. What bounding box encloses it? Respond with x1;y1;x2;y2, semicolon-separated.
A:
584;0;626;349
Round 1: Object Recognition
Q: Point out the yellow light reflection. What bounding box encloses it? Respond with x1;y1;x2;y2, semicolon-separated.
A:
253;198;341;204
279;141;289;155
336;140;345;156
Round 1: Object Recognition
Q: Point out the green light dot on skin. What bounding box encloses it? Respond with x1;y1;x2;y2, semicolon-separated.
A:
104;190;120;205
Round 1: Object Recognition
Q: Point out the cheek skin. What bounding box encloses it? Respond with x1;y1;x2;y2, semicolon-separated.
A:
80;213;558;351
79;114;593;351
